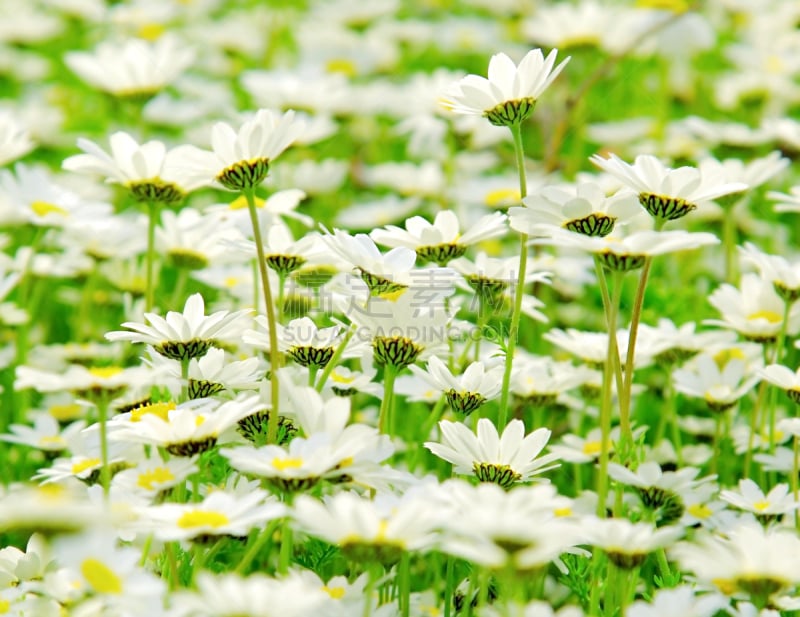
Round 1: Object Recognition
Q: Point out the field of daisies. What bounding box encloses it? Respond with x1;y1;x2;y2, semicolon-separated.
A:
4;0;800;615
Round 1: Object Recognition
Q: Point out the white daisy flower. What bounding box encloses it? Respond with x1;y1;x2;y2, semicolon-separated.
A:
510;354;595;406
589;153;747;224
323;228;417;298
370;210;508;266
221;434;342;493
532;228;719;272
442;48;570;126
410;356;504;416
170;571;327;617
111;457;198;501
105;293;252;361
14;364;153;400
626;585;729;617
425;418;558;488
510;182;642;238
763;366;800;405
740;242;800;303
769;186;800;213
51;530;165;613
548;427;625;464
437;480;579;569
347;292;452;369
62;131;203;204
157;208;243;270
581;517;683;569
64;35;194;97
107;395;261;456
292;490;441;563
719;478;798;519
138;489;286;542
0;412;85;455
608;460;715;525
671;522;800;603
706;273;800;343
672;353;761;412
245;316;360;369
173;109;305;191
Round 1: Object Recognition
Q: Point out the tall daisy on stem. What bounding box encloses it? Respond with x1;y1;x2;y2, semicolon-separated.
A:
588;153;745;447
63;132;202;312
443;48;570;429
173;109;305;444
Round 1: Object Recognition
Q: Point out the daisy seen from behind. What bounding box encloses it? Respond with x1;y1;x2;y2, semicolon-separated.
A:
425;418;558;489
105;293;251;362
410;356;504;416
443;48;570;126
175;109;305;192
590;153;747;226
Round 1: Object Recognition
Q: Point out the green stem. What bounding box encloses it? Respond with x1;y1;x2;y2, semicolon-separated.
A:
314;325;355;392
165;542;180;589
278;518;293;574
498;123;529;429
171;267;188;310
410;394;447;472
721;200;739;284
235;519;281;574
619;257;653;446
745;344;772;476
654;548;672;582
277;272;287;324
308;365;318;388
595;262;623;517
379;364;398;436
398;552;411;617
444;555;454;617
145;201;159;313
243;188;281;444
180;357;190;402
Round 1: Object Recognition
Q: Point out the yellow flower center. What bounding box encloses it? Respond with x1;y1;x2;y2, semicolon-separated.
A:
0;599;9;613
31;201;68;217
766;54;784;74
138;23;165;41
38;435;66;448
747;310;782;324
322;586;346;599
325;58;358;77
229;195;265;210
137;467;175;491
687;503;713;518
554;507;572;517
635;0;688;12
81;558;123;594
131;401;176;422
379;288;408;301
713;347;745;369
224;276;240;288
712;577;737;596
484;188;520;208
49;403;83;421
583;440;602;455
88;367;124;379
177;510;230;529
753;500;771;512
331;372;355;384
272;457;304;471
72;458;101;475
